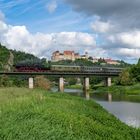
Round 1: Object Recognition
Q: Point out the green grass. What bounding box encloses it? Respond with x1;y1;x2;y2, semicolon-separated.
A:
93;83;140;95
0;88;140;140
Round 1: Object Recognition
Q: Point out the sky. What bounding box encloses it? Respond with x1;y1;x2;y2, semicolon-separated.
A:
0;0;140;63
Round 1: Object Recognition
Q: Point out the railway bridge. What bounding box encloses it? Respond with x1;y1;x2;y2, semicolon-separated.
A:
0;70;121;99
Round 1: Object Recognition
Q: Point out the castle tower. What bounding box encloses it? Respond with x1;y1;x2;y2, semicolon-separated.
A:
85;52;88;59
71;51;75;61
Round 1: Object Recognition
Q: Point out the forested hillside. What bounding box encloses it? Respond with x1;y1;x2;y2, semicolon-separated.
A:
0;43;39;71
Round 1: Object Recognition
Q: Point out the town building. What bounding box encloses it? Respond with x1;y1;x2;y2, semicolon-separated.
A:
90;57;120;65
63;51;75;61
104;59;120;65
92;58;99;63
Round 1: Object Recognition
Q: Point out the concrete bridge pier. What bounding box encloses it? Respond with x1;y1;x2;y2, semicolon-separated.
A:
83;77;90;100
108;93;112;102
59;77;64;92
105;77;112;87
29;77;34;89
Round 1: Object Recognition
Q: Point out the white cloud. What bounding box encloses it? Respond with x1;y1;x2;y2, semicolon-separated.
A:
1;10;139;62
52;32;96;46
118;48;140;58
108;31;140;49
0;14;97;58
104;30;140;61
91;20;114;33
1;14;139;62
0;21;8;33
46;1;57;13
2;25;32;52
118;31;140;48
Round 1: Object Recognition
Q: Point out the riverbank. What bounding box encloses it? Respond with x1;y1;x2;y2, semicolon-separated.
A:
0;88;139;139
92;83;140;95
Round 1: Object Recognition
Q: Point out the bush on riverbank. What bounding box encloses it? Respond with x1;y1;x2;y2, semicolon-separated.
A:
0;75;28;87
93;83;140;95
34;76;51;90
0;88;139;140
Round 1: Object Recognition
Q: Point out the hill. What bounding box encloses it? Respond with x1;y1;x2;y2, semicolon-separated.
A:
51;58;131;68
0;43;39;71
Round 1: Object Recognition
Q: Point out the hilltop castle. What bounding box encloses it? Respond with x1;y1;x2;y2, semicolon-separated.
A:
51;51;88;62
51;50;120;65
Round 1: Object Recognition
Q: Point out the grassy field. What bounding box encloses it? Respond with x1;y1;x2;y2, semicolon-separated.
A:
0;88;140;140
92;83;140;95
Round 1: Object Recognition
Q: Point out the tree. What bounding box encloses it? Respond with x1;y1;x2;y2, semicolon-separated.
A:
90;77;103;89
0;75;12;87
118;69;132;85
137;58;140;66
130;62;140;82
66;78;77;85
74;59;94;66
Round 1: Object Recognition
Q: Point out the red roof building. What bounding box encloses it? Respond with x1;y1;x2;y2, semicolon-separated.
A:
104;58;120;65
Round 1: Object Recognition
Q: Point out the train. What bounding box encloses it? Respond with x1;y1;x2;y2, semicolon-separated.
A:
14;63;123;74
51;65;123;73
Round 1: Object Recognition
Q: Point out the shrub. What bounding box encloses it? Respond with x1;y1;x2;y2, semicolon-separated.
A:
118;69;132;86
0;75;13;87
34;76;51;90
66;77;77;85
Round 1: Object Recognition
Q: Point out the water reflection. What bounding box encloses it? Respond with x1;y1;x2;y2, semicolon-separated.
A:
92;92;140;128
97;101;140;128
92;92;140;103
51;87;82;96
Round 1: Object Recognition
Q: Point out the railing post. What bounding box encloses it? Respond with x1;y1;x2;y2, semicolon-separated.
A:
83;77;90;100
59;77;64;92
29;77;34;89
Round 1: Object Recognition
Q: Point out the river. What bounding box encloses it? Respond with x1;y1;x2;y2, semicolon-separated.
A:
52;88;140;128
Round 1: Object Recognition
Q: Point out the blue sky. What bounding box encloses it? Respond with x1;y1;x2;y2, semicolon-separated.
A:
0;0;140;63
0;0;93;33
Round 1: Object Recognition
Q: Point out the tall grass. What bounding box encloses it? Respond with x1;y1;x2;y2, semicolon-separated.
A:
0;88;140;140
